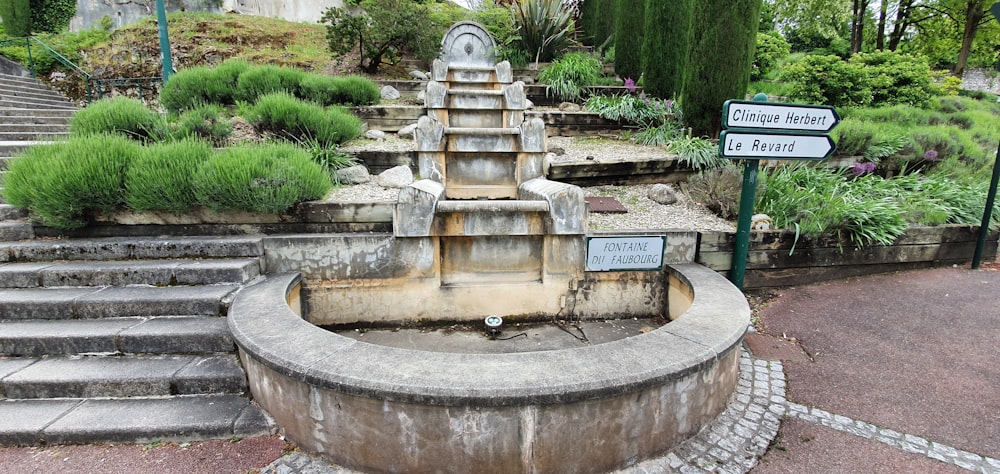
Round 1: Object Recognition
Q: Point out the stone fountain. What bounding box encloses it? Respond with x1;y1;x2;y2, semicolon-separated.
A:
229;22;749;473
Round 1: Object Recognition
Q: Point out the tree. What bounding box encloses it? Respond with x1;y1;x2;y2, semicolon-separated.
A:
321;0;437;74
682;0;762;138
771;0;852;52
594;0;617;49
579;0;600;44
613;0;644;81
641;0;692;99
850;0;871;53
0;0;30;37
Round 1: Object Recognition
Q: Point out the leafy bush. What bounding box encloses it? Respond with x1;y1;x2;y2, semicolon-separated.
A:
667;136;726;170
586;94;674;128
173;104;233;147
192;142;331;214
3;135;139;229
245;92;361;147
752;31;791;81
682;164;749;220
236;64;306;103
70;97;167;142
125;139;212;212
780;55;872;108
331;76;380;106
538;52;602;102
852;51;932;107
322;0;438;74
514;0;579;64
31;0;76;34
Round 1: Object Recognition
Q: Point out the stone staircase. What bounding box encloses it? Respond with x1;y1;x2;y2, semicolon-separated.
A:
0;72;77;241
0;236;273;445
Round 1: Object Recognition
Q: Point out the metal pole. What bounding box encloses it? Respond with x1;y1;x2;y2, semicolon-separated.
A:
25;37;34;77
156;0;173;84
729;93;769;290
972;141;1000;269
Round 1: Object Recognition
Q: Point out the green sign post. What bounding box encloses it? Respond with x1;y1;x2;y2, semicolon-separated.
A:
973;2;1000;269
156;0;173;84
720;95;840;289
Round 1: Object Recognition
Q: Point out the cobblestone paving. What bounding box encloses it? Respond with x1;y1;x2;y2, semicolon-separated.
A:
262;349;786;474
784;402;1000;473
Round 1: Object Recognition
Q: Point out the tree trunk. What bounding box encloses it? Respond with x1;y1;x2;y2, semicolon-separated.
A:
876;0;888;50
850;0;869;54
888;0;915;51
952;0;986;77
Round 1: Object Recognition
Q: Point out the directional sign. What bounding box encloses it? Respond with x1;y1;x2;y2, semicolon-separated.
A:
723;100;840;133
719;131;836;160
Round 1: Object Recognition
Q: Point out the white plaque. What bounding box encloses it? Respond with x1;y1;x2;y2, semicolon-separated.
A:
586;236;666;271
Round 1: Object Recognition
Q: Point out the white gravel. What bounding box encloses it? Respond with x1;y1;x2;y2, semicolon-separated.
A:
328;136;735;232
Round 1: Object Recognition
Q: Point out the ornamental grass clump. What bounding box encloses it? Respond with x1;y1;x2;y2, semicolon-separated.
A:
159;59;251;113
125;139;213;213
245;92;361;147
70;97;167;143
173;104;233;147
192;142;332;214
3;135;140;229
538;52;602;102
235;64;306;103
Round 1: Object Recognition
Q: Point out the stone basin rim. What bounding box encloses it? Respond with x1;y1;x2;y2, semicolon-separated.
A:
228;263;749;407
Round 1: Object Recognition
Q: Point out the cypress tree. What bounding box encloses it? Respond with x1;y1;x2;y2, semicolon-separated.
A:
682;0;762;137
641;0;692;99
614;0;644;81
579;0;600;45
594;0;617;49
0;0;31;37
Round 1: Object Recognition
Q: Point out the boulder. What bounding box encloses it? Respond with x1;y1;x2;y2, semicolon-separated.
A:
377;165;414;188
559;102;582;112
409;70;429;81
336;165;372;185
365;129;387;140
381;85;401;100
398;123;418;139
648;184;679;205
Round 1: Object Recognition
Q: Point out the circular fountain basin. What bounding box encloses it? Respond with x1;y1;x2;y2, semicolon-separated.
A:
229;263;749;473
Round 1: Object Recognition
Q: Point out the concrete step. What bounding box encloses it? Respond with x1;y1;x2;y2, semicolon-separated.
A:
0;236;264;263
0;123;70;134
0;205;27;221
0;131;68;141
0;98;76;110
0;284;240;320
0;221;33;242
0;73;58;91
0;141;44;158
0;394;271;445
0;114;71;125
0;354;247;399
0;83;74;104
0;258;261;288
0;107;76;118
0;315;233;356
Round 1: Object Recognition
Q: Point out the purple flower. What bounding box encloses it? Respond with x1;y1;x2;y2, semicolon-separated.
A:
923;150;939;161
624;77;636;93
851;161;876;176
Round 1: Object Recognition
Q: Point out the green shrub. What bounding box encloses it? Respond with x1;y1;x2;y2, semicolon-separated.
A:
514;0;579;64
159;59;251;113
331;76;380;106
851;51;932;107
125;139;212;212
779;55;872;108
245;92;362;147
298;74;339;106
614;0;644;81
752;31;791;81
682;164;750;220
0;0;30;37
173;104;232;147
192;142;331;214
667;136;726;170
236;64;305;103
586;94;673;128
538;52;602;102
642;0;692;99
70;97;167;142
3;135;139;229
322;0;438;74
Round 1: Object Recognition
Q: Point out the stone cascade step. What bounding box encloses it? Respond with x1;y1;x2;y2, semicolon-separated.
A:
0;258;261;288
0;394;268;445
0;315;233;357
0;234;273;445
0;353;247;399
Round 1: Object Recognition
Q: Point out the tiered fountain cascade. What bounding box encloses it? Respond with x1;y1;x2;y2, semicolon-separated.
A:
230;22;750;473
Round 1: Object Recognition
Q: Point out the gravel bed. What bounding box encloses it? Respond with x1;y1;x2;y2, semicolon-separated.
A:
329;136;735;233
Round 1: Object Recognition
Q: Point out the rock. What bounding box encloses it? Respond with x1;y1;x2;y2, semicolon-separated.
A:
381;85;401;100
526;99;534;109
365;129;387;140
398;123;418;139
409;70;429;81
751;213;772;231
377;165;414;188
548;146;566;156
559;102;582;112
335;165;372;185
417;90;426;103
648;184;679;205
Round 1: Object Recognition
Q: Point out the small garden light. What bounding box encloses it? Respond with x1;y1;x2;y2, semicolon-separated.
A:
484;315;503;339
